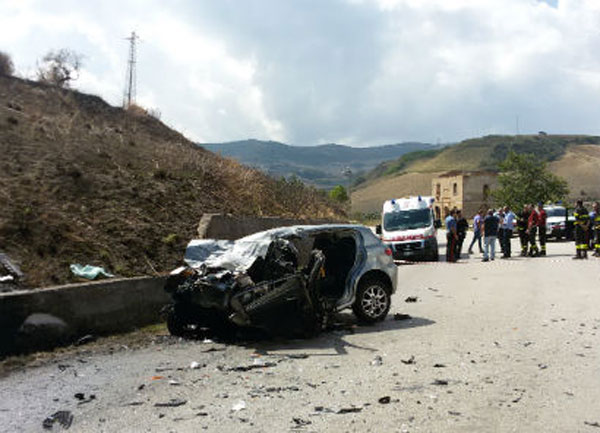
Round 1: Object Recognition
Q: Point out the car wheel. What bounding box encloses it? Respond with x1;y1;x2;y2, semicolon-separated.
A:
352;276;391;323
166;307;187;337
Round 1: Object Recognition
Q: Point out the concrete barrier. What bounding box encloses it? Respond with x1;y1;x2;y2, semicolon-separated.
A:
0;276;169;356
197;213;337;240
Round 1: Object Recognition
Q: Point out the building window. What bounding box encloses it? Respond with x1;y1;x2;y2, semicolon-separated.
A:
483;184;490;200
453;183;458;196
436;183;441;197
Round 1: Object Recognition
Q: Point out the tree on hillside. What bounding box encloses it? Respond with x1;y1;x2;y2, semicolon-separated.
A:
36;49;83;87
329;185;349;203
0;51;14;76
491;151;569;210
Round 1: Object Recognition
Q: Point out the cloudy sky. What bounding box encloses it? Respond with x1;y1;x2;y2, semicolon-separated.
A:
2;0;600;146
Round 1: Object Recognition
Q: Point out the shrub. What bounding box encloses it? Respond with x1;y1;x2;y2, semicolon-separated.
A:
0;51;14;76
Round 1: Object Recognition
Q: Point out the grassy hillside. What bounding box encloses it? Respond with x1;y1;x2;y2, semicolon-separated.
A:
202;139;437;189
352;134;600;214
0;76;344;287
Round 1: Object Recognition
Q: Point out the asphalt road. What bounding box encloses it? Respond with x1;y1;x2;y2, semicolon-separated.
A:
1;233;599;432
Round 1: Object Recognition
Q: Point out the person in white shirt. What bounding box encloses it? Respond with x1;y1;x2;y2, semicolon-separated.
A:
501;205;516;258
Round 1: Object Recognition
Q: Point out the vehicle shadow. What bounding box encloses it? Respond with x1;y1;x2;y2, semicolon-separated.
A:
242;313;435;357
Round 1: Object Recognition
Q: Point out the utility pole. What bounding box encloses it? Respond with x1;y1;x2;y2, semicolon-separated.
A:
123;31;139;108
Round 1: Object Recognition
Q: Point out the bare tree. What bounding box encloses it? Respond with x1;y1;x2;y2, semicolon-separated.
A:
0;51;14;76
37;49;83;87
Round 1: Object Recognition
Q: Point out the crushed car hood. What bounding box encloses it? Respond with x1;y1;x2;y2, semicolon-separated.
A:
183;224;359;273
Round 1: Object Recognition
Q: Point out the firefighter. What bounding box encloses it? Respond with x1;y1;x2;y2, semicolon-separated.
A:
527;203;540;257
517;204;531;256
591;202;600;257
537;202;548;256
573;199;590;259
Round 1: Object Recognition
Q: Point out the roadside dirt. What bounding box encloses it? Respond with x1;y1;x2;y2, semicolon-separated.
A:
1;234;599;432
0;76;344;288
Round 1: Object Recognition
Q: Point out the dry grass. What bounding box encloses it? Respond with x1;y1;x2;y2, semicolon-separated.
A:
0;76;344;287
351;172;441;214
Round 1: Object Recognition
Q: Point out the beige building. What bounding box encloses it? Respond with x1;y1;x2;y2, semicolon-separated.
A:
432;171;498;219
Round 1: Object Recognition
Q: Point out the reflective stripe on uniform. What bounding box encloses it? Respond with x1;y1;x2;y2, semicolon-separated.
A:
576;244;588;250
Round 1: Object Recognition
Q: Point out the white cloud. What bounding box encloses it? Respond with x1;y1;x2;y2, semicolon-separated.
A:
2;0;600;145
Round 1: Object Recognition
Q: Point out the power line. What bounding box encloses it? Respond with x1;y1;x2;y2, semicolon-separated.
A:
123;31;140;108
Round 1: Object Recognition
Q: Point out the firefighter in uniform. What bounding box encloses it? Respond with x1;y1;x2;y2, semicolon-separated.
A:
573;199;590;259
527;203;540;257
537;202;548;256
591;202;600;257
517;204;531;256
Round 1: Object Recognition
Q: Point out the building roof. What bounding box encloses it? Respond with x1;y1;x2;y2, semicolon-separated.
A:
436;170;497;179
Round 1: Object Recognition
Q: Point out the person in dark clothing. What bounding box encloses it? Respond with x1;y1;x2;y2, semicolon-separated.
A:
482;209;500;262
537;202;548;256
527;204;540;257
455;210;468;260
517;204;531;256
573;199;590;259
445;209;458;262
592;202;600;257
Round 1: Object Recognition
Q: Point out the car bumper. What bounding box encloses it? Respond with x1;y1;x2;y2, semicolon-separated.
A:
387;238;437;260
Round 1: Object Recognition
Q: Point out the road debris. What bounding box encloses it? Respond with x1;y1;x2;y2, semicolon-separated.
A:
75;334;96;346
154;399;187;407
74;393;95;404
585;421;600;428
401;355;415;365
292;417;312;427
432;379;449;386
378;396;391;404
190;361;201;369
42;411;73;430
337;407;362;414
433;363;446;368
404;296;418;303
70;264;114;279
371;355;383;366
231;400;247;412
228;361;278;372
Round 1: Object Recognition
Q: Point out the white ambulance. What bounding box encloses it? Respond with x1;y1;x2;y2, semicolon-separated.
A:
375;196;439;261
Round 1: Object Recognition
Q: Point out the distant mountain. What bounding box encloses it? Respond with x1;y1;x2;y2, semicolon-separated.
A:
200;139;437;189
351;134;600;214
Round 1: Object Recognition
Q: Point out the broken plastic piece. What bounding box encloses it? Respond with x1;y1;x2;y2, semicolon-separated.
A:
70;264;114;280
231;400;246;412
42;411;73;430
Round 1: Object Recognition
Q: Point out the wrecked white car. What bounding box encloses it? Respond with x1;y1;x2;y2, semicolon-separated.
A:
163;225;398;338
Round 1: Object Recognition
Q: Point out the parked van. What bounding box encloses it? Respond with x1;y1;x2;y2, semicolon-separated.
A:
544;205;574;240
376;196;438;261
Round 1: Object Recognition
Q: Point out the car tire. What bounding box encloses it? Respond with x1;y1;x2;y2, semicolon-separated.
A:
352;276;392;323
166;306;187;337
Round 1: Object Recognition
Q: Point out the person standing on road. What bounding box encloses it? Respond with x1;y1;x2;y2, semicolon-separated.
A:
482;209;500;262
495;208;505;255
537;202;548;257
445;209;458;262
573;199;590;259
527;204;540;257
456;210;468;260
501;205;516;258
468;209;484;255
591;202;600;257
517;204;531;256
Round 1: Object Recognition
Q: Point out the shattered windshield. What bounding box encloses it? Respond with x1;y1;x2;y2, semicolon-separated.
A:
383;208;432;232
